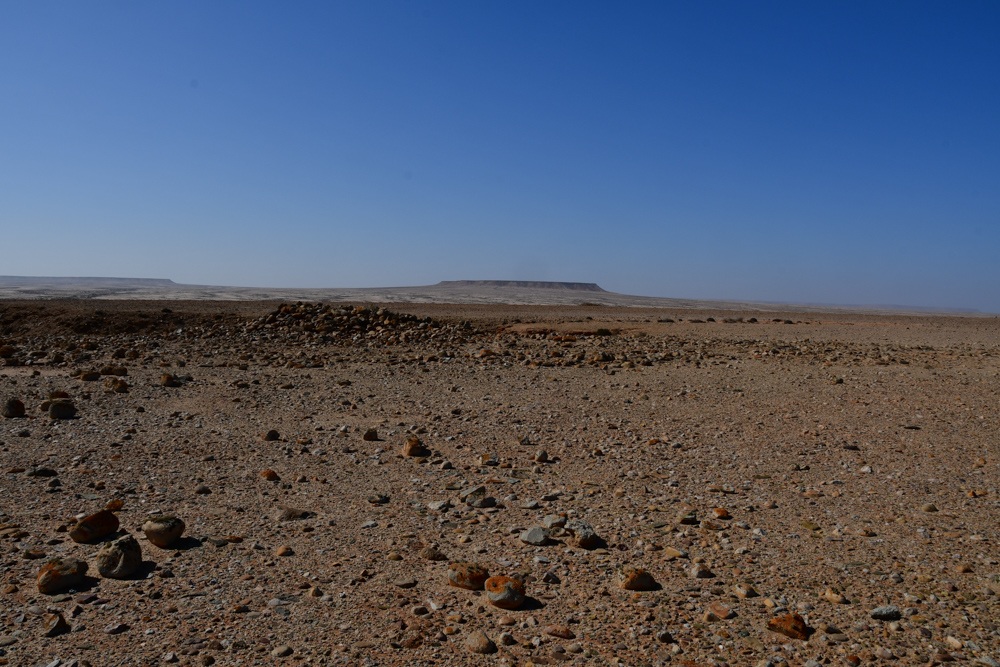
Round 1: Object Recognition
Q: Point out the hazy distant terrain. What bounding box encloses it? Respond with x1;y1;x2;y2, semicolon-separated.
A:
0;276;986;315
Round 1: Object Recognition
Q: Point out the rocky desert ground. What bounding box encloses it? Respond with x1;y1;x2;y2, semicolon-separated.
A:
0;299;998;667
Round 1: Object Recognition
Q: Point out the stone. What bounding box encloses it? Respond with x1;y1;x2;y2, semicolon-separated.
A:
619;567;657;591
542;514;567;529
104;622;128;634
363;428;378;441
520;526;549;546
160;374;182;387
545;625;575;639
276;545;294;556
824;587;849;604
690;563;715;578
735;583;758;598
484;576;526;609
69;510;119;543
277;507;310;521
394;577;417;589
708;601;734;619
42;613;70;637
37;557;88;594
448;562;490;590
465;629;497;654
564;519;600;549
262;430;280;441
96;534;142;579
534;450;548;463
194;484;211;494
142;516;185;548
419;546;447;561
271;645;294;657
1;398;25;418
767;613;809;640
870;605;901;621
260;469;280;481
402;435;428;456
48;399;77;419
921;503;938;513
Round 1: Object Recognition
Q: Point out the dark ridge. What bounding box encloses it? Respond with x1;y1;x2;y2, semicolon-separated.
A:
0;276;176;287
435;280;605;292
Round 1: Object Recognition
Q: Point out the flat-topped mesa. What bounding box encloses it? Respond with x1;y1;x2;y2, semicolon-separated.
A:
435;280;606;292
0;276;176;287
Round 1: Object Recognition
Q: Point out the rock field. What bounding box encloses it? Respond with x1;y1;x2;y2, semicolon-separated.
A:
0;300;998;667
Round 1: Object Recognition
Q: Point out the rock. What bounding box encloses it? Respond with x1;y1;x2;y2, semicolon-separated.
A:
37;557;88;594
26;466;57;477
276;545;294;556
96;534;142;579
542;514;567;529
465;630;497;654
460;485;487;504
260;469;280;481
870;605;901;621
767;613;809;641
1;398;25;418
735;583;758;598
363;428;379;441
619;566;657;591
276;507;310;521
42;613;70;637
712;507;730;519
564;519;600;549
160;374;182;387
544;625;575;639
418;546;447;561
262;430;280;441
69;510;119;543
519;526;549;546
534;450;548;463
428;500;452;512
142;516;185;548
194;484;212;494
484;576;526;609
104;622;128;634
271;645;294;657
823;587;849;604
708;601;734;619
690;563;715;578
402;435;428;456
921;503;938;513
394;577;417;589
448;562;490;590
48;399;77;419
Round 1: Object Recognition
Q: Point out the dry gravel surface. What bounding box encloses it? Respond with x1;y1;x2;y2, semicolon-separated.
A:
0;300;998;667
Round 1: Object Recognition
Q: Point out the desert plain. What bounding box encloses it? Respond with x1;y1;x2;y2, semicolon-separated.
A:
0;297;998;667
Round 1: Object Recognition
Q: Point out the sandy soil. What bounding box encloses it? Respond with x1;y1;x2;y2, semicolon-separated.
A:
0;300;998;667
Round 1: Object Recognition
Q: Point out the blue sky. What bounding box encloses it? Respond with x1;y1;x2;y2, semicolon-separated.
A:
2;2;998;311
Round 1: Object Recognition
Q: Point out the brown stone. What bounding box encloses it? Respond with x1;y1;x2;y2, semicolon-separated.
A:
448;562;490;590
619;566;657;591
37;557;88;594
69;510;119;543
402;435;428;456
767;613;809;641
142;516;185;548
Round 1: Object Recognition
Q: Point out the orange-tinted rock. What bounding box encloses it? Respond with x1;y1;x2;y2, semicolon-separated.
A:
260;469;280;481
712;507;730;519
402;435;428;457
69;510;119;543
37;557;88;594
484;576;526;609
544;625;575;639
619;567;657;591
448;562;489;590
767;613;809;641
161;374;182;387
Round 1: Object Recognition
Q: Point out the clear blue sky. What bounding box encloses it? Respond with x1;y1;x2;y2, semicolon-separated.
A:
2;2;998;311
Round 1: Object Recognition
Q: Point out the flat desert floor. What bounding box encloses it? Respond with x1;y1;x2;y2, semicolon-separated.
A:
0;300;998;667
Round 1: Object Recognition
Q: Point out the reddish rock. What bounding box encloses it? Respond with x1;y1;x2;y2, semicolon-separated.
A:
619;566;657;591
260;469;280;481
37;557;88;594
544;625;575;639
448;562;489;590
484;576;526;609
402;435;428;457
69;509;119;543
767;613;810;641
